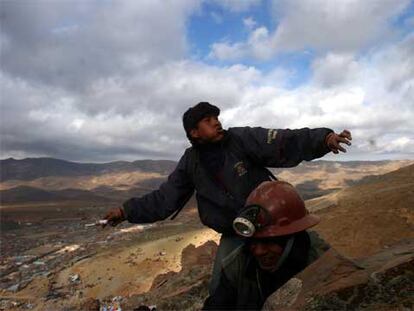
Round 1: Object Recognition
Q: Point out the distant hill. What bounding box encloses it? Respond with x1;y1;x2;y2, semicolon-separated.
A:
0;157;177;181
272;159;413;195
309;163;414;258
0;157;412;205
0;185;111;203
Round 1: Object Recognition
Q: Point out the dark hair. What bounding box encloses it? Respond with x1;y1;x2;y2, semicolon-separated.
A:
182;102;220;143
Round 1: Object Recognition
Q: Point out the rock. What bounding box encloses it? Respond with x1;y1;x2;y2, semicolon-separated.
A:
112;295;123;303
7;284;19;292
266;277;303;308
45;290;65;300
263;240;414;310
134;305;157;311
181;240;217;270
80;297;100;310
125;241;218;310
0;300;22;308
150;272;175;290
69;274;80;283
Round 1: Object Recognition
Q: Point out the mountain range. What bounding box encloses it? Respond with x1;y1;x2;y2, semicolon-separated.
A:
1;157;412;204
0;157;176;181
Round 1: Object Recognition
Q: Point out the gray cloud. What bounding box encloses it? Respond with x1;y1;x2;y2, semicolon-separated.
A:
1;0;197;92
0;0;202;161
311;53;360;88
0;62;265;162
1;1;413;162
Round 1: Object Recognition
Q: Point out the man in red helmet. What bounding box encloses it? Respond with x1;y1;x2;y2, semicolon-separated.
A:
203;181;330;310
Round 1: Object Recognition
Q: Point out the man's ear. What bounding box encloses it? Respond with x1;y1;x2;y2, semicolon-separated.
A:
190;128;200;139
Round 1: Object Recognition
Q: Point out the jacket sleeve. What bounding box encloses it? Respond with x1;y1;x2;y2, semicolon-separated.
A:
229;126;333;168
122;150;195;223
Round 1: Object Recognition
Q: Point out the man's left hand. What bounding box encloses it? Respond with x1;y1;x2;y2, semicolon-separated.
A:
102;207;126;228
325;130;352;154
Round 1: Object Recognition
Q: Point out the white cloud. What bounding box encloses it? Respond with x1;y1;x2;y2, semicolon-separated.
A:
211;12;223;24
69;119;85;132
243;17;257;29
388;137;412;150
210;27;274;61
209;42;247;61
270;0;410;52
210;0;261;12
2;29;413;162
209;0;411;61
220;30;414;160
1;0;413;162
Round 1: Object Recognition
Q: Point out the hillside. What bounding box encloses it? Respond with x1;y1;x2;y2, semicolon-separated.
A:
309;163;414;258
263;239;413;310
273;159;412;192
1;157;412;204
0;186;111;204
0;162;413;310
0;157;176;181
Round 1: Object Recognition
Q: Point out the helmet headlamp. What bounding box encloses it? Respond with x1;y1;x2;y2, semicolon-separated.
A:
232;205;270;237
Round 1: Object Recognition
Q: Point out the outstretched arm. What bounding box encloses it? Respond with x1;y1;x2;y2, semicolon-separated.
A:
103;150;195;226
230;126;346;168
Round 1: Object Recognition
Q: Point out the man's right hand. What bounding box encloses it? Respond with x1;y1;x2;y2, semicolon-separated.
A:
325;129;352;154
102;207;126;227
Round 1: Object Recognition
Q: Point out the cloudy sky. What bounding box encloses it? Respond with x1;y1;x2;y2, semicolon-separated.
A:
1;0;413;163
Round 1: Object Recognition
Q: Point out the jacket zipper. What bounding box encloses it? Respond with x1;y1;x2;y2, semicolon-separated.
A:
196;149;236;200
256;268;265;303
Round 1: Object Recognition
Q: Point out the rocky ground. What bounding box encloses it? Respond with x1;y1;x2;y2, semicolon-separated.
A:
0;205;219;310
310;163;414;258
263;239;414;310
1;162;413;310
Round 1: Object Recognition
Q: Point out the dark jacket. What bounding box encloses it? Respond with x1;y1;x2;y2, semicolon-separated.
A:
203;231;331;310
123;127;332;234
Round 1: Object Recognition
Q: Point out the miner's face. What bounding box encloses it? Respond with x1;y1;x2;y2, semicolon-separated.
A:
248;238;286;272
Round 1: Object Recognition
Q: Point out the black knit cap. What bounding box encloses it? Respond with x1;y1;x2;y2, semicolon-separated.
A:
182;102;220;141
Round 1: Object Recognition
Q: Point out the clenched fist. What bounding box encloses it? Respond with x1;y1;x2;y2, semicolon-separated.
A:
325;130;352;154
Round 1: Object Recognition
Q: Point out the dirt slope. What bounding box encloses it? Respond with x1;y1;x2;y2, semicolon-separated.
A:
1;162;413;310
263;239;414;310
309;163;414;258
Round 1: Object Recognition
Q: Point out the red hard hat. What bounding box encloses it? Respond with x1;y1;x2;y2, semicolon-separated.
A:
245;180;320;238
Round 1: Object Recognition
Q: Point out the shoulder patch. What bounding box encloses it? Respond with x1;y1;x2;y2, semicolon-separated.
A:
267;129;278;144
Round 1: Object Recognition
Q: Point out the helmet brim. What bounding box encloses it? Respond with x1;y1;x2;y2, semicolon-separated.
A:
253;214;321;238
